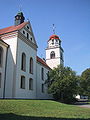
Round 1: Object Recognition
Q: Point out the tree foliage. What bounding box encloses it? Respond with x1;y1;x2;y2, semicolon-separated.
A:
80;68;90;98
46;65;78;103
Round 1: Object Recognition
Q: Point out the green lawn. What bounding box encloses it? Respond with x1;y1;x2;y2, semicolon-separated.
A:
0;100;90;120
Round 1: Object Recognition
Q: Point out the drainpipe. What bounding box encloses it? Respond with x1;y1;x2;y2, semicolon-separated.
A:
3;46;9;99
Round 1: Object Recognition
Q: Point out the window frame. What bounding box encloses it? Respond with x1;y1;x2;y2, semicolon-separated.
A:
52;39;54;45
41;67;44;80
21;52;26;71
60;52;63;60
29;78;33;90
23;30;25;34
50;51;55;59
20;76;25;89
27;26;29;29
42;84;44;93
29;57;33;74
27;33;29;39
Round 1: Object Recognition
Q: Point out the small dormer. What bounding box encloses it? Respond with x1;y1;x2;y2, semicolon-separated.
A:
48;34;61;48
15;11;25;26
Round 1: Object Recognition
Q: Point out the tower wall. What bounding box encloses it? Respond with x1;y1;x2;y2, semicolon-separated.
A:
46;47;61;69
46;34;64;69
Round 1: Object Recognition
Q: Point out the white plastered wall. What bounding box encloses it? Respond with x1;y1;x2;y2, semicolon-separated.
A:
46;47;61;69
36;63;52;99
3;37;17;98
15;38;37;99
0;43;7;98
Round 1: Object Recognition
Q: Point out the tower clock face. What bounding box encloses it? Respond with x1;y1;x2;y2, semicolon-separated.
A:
16;16;19;19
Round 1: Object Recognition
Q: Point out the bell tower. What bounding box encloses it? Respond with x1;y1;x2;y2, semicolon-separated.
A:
14;11;25;26
46;33;64;69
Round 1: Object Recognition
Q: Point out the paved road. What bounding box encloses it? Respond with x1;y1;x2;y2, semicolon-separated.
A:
79;105;90;108
75;101;90;108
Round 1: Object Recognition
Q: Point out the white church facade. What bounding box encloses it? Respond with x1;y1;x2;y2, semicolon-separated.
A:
0;12;64;99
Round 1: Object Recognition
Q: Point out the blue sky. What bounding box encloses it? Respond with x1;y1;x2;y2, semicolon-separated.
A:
0;0;90;75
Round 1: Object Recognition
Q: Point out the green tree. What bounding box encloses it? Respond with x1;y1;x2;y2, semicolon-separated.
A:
46;65;78;104
80;68;90;98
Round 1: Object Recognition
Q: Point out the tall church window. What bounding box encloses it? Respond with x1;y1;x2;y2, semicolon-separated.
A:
20;76;25;89
29;78;33;90
0;73;1;88
50;51;55;59
42;84;44;93
0;47;3;67
29;57;33;74
21;53;26;71
41;68;44;80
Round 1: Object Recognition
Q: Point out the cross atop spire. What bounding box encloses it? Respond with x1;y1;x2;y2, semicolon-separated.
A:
52;24;56;34
19;0;22;12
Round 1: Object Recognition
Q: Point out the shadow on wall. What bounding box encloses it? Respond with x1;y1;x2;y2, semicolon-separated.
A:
0;113;90;120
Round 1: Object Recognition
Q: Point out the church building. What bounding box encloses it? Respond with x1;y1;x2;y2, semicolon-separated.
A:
0;12;64;99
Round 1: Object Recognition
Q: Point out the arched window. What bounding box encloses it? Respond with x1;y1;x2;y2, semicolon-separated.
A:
29;78;33;90
0;47;3;67
29;57;33;74
50;51;55;59
41;67;44;80
21;53;26;71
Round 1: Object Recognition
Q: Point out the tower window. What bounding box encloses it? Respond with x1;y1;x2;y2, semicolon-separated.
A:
50;51;55;59
23;30;25;34
16;16;19;19
59;41;61;45
30;38;32;41
61;52;63;60
52;39;54;45
20;76;25;89
27;33;29;39
0;47;3;67
27;26;29;29
29;78;33;90
56;39;58;42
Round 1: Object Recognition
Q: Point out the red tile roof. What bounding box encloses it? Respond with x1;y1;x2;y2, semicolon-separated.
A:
0;22;28;35
37;56;51;69
50;34;59;40
48;34;60;42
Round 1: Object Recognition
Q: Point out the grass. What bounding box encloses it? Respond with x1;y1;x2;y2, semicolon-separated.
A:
0;99;90;120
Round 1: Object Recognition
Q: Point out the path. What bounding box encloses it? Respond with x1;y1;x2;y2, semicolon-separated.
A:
79;104;90;108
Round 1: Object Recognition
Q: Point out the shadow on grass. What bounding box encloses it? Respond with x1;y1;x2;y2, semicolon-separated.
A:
0;113;90;120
